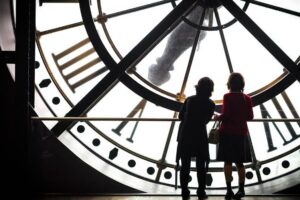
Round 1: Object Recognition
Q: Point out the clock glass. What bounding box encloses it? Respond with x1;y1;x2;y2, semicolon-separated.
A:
34;0;300;194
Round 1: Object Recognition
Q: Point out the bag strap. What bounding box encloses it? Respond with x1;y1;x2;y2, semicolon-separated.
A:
212;119;221;128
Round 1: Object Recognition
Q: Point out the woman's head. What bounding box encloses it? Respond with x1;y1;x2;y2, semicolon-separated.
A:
227;72;245;92
196;77;214;97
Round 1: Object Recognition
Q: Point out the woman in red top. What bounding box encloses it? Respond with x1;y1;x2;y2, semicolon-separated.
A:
215;73;254;200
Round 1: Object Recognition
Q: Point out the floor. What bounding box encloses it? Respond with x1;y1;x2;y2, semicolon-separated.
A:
40;195;300;200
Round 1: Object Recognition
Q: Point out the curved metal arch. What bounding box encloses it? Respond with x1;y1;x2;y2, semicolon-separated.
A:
172;0;250;31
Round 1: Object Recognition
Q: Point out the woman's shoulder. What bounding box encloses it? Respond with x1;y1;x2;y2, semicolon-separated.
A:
242;93;252;101
224;92;247;98
184;95;195;103
243;94;253;106
243;93;251;98
223;92;233;99
208;98;215;106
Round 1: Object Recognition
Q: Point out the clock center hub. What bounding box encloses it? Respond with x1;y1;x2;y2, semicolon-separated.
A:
197;0;221;8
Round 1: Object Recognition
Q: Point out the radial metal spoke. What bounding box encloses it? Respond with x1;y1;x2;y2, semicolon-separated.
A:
241;0;300;17
179;8;207;97
214;7;233;73
220;0;300;83
38;21;84;36
104;0;176;19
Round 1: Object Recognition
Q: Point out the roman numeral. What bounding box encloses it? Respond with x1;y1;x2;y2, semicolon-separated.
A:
112;99;147;143
260;92;300;152
52;38;108;92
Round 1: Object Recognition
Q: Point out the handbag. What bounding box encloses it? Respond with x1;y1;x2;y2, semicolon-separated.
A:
208;121;221;144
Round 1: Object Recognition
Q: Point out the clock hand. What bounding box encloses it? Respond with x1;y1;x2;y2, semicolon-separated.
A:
51;0;198;136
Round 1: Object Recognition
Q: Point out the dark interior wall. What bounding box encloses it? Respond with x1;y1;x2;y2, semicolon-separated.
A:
1;57;18;194
1;62;141;195
0;0;140;195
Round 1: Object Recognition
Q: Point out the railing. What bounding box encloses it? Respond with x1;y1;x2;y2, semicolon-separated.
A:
31;116;300;176
31;117;300;122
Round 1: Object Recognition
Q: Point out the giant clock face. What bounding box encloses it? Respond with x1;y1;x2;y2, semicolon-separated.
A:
34;0;300;194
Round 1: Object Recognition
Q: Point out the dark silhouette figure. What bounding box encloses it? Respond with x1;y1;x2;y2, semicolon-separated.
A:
177;77;215;200
215;72;254;200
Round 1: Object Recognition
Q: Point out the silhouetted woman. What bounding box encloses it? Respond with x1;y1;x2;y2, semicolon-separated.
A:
177;77;215;200
215;72;254;199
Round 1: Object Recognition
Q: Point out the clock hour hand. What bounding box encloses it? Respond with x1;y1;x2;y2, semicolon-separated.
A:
51;0;198;137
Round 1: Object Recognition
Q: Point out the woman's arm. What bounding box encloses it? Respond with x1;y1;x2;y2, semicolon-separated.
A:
247;96;254;120
179;99;187;120
204;101;215;124
217;94;230;121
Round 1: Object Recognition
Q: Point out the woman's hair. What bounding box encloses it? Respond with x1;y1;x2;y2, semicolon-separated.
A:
227;72;245;92
195;77;214;97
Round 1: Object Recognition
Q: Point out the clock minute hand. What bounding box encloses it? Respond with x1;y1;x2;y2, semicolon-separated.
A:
51;0;198;137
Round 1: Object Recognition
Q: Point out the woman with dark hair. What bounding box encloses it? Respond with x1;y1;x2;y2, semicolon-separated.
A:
215;72;254;200
177;77;215;200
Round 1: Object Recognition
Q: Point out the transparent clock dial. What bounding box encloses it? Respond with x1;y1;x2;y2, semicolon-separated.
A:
93;0;300;102
35;0;300;194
